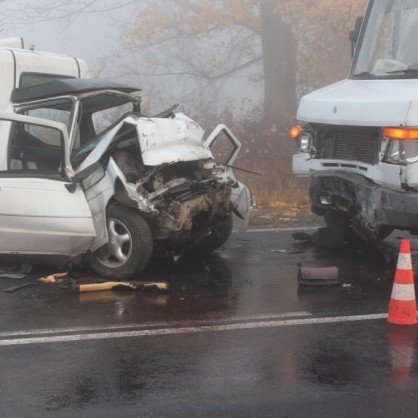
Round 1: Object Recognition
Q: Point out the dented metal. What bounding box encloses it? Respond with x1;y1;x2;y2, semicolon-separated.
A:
0;82;250;276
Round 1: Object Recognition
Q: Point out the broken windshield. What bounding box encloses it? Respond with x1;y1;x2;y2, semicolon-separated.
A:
351;0;418;79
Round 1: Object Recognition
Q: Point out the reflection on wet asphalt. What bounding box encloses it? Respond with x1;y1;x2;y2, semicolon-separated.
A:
0;229;418;417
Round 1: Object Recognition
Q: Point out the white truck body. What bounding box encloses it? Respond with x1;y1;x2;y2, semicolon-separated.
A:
292;0;418;238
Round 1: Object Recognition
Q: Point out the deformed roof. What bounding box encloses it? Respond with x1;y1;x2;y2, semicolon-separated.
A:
11;78;141;103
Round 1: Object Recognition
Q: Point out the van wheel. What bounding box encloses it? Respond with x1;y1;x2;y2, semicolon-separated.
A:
87;206;153;280
188;214;233;255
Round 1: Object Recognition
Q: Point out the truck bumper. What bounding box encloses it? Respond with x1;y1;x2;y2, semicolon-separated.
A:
309;171;418;231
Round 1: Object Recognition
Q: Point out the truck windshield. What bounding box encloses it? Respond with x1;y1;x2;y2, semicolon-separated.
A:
352;0;418;79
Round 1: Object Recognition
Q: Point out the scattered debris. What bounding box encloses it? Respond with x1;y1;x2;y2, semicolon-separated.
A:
298;266;340;286
38;272;68;284
71;281;169;293
292;232;314;242
0;272;26;279
3;282;36;293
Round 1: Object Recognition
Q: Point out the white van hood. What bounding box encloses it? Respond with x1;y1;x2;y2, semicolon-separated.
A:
77;113;213;171
297;79;418;127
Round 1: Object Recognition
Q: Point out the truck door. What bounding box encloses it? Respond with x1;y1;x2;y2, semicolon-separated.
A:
0;113;96;255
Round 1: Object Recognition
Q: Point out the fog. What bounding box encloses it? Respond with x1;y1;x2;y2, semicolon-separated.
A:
0;0;368;203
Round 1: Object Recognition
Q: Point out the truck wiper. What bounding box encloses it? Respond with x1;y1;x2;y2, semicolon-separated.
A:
351;71;379;79
386;68;418;74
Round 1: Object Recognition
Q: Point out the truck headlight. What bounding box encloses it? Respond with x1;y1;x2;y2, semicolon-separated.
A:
386;140;418;164
383;128;418;164
290;126;315;154
299;131;313;153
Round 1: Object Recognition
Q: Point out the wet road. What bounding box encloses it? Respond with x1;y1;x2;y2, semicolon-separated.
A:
0;228;417;417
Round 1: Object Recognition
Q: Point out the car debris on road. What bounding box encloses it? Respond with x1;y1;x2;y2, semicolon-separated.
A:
297;266;340;286
71;281;169;293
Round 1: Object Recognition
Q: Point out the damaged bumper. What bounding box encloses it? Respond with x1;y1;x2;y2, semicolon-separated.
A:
309;170;418;231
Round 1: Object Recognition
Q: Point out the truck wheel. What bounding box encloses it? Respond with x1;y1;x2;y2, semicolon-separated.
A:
189;214;233;255
87;206;153;279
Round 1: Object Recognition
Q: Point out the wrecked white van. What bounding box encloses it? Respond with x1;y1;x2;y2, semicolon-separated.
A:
0;79;251;278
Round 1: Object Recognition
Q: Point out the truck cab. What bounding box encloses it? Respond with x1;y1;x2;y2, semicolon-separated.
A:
292;0;418;240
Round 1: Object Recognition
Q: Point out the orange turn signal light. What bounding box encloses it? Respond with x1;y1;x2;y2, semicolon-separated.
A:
383;128;418;140
290;125;302;139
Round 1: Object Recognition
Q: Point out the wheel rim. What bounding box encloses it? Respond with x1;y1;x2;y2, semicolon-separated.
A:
96;218;133;268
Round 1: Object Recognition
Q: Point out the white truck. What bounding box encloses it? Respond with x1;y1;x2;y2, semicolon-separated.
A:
292;0;418;246
0;38;250;278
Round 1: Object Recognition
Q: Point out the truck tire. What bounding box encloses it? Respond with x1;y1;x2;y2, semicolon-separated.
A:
87;206;153;279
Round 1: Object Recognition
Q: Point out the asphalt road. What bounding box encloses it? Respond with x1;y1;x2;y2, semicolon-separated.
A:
0;228;417;418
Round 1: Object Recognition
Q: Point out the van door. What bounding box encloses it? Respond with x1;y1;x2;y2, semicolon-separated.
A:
0;113;96;255
205;124;251;229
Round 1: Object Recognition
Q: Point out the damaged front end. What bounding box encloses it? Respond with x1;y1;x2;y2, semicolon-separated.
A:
73;112;250;269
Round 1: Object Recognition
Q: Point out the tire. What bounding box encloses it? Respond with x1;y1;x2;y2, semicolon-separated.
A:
87;206;153;279
188;213;233;255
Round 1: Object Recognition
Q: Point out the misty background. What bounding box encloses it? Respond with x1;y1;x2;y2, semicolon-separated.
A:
0;0;367;204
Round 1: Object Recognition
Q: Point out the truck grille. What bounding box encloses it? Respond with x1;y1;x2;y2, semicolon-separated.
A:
314;126;380;165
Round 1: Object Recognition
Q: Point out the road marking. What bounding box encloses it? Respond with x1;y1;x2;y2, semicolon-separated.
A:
0;311;311;338
0;312;387;347
246;227;320;233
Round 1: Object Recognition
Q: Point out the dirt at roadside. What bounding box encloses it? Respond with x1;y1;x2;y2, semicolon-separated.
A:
248;204;324;229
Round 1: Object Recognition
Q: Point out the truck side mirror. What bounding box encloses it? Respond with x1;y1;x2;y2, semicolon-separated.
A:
349;16;363;57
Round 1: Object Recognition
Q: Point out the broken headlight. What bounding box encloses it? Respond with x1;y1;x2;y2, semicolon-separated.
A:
299;131;314;153
383;128;418;165
290;125;315;155
385;140;418;165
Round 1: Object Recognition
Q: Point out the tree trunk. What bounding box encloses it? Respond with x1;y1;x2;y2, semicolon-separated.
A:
260;0;297;125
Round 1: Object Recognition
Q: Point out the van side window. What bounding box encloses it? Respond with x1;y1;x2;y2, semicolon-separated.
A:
7;121;64;175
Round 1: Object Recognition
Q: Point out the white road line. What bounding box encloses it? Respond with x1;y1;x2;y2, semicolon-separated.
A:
246;227;320;233
0;313;388;347
0;311;312;338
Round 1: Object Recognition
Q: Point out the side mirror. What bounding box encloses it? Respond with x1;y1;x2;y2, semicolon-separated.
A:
349;16;363;57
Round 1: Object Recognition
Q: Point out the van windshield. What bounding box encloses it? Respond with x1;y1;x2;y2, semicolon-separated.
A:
352;0;418;79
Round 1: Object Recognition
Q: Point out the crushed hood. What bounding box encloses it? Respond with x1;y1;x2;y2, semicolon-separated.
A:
77;113;214;172
132;113;213;166
297;79;418;127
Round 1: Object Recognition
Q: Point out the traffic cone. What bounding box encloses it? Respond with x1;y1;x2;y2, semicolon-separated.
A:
388;239;417;325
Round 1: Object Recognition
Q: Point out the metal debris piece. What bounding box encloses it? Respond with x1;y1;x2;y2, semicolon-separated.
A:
38;272;68;284
72;281;169;293
292;232;314;242
0;272;26;279
298;266;340;286
3;282;36;293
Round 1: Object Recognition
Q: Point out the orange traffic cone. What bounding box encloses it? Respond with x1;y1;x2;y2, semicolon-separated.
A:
388;239;417;325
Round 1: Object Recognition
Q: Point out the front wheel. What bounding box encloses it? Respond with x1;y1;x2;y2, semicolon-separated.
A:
87;206;153;279
188;213;233;255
